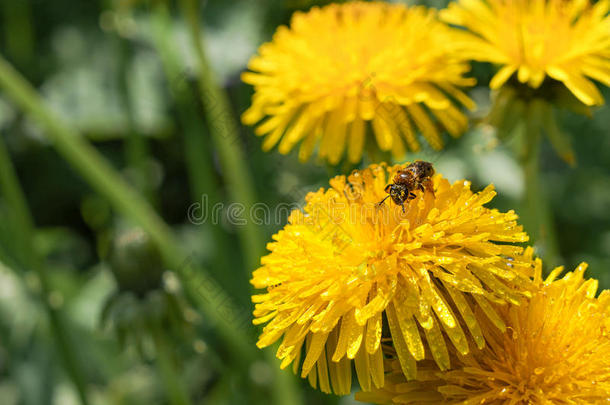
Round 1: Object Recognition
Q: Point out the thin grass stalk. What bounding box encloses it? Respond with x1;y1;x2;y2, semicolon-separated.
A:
117;37;156;204
150;2;215;202
149;3;238;288
178;0;264;272
178;3;305;404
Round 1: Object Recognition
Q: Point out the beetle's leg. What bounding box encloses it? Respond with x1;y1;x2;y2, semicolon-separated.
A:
422;178;435;197
377;195;390;207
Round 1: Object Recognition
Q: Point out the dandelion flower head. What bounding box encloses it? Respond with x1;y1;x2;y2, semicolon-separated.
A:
441;0;610;106
251;163;534;395
357;258;610;404
242;2;476;164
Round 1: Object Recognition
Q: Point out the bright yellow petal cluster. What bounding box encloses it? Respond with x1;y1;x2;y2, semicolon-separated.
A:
242;2;475;164
441;0;610;106
357;258;610;404
251;163;534;395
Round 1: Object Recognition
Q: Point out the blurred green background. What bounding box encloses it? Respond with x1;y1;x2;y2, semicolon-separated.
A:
0;1;608;404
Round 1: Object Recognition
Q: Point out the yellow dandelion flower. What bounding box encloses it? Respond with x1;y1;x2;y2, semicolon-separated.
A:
251;162;534;395
441;0;610;106
357;258;610;404
242;2;476;164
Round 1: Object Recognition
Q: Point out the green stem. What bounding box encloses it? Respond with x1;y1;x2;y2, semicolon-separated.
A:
523;101;561;268
178;4;304;405
179;0;265;272
150;3;213;201
117;38;155;204
0;133;91;405
151;325;193;405
0;53;255;363
149;4;237;288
